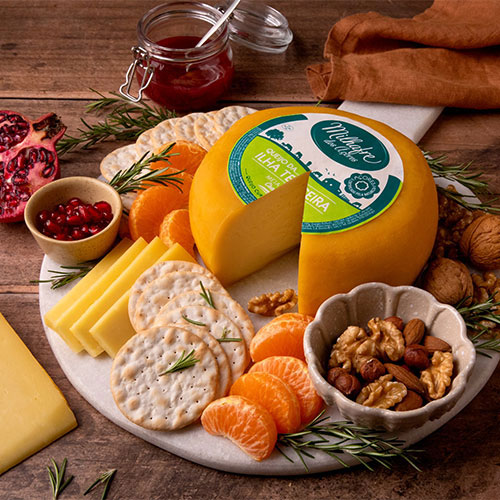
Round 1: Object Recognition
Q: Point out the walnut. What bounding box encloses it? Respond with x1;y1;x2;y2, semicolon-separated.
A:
422;257;473;305
460;214;500;270
247;289;298;316
420;351;453;400
367;318;405;362
355;374;407;409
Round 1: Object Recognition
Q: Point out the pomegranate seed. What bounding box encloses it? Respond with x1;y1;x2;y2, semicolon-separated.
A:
79;205;92;223
56;204;65;213
88;205;102;222
45;220;61;234
68;197;82;206
89;225;102;235
102;211;113;223
54;233;67;241
94;201;111;213
71;228;84;240
55;213;66;225
37;209;50;223
81;224;90;235
66;214;83;225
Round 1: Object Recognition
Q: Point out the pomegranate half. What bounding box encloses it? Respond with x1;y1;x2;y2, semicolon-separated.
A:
0;110;66;223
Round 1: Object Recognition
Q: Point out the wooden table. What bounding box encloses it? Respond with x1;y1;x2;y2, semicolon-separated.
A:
1;1;499;498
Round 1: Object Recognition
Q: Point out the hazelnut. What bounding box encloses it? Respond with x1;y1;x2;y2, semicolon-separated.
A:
460;214;500;270
359;358;386;382
404;344;430;370
327;367;361;398
384;316;404;331
395;390;423;411
422;257;473;305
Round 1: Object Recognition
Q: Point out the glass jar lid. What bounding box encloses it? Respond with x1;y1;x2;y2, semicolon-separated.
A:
221;0;293;53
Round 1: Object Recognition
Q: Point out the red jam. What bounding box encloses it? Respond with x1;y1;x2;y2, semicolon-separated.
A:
137;36;234;111
36;198;113;241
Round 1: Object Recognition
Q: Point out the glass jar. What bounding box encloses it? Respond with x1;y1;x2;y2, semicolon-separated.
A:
120;1;293;111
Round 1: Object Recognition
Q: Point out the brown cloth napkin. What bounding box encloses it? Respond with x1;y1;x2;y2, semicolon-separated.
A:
306;0;500;109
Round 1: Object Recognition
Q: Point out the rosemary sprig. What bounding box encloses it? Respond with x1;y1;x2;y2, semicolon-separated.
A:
56;89;175;155
277;411;422;472
159;349;200;375
199;281;215;308
182;314;207;326
108;145;183;195
84;469;117;500
218;326;242;343
47;458;74;499
31;264;93;290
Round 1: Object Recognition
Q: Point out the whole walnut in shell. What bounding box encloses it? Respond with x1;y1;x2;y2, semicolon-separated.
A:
460;214;500;270
422;257;473;305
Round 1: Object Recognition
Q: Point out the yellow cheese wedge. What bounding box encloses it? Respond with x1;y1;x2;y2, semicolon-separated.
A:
0;313;77;474
44;238;132;352
90;242;197;357
190;106;438;315
71;237;168;357
54;237;147;356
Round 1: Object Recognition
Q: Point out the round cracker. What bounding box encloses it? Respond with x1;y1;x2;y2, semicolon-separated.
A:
111;326;218;430
134;271;228;332
213;106;257;134
194;114;223;150
129;260;219;329
174;113;205;146
161;322;231;398
150;118;179;150
159;290;254;350
100;143;138;182
153;305;249;382
135;128;156;157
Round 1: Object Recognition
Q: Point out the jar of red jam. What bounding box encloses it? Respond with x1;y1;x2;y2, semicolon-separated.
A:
120;1;292;111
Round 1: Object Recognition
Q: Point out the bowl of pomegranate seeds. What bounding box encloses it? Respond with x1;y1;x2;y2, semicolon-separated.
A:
24;176;122;264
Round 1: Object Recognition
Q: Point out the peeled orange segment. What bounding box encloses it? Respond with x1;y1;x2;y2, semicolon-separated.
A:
201;395;277;462
152;140;207;176
128;173;193;242
159;208;195;258
249;313;314;363
249;356;324;424
230;372;301;434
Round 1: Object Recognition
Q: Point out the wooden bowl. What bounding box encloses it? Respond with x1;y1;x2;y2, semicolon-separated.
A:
24;176;122;264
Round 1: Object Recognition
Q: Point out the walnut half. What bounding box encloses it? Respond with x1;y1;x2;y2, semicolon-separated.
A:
355;374;407;409
420;351;453;400
248;289;298;316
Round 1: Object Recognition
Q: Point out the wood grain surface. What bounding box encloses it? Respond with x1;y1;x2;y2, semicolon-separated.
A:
1;1;499;499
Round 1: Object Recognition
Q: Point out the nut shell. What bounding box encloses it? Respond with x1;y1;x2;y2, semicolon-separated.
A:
460;214;500;270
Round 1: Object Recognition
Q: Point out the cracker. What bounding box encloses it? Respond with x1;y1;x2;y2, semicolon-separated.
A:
110;325;218;430
153;305;249;382
162;322;231;398
194;113;223;150
134;271;227;332
100;144;138;182
150;118;179;150
129;260;219;329
160;290;254;350
174;113;205;146
213;106;257;134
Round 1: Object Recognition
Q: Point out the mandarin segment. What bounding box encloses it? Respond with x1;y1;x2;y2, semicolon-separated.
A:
159;208;195;257
152;140;207;176
249;356;324;424
230;372;301;434
249;313;314;362
201;395;277;462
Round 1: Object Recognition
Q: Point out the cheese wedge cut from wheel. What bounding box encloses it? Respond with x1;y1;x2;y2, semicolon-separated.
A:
43;238;132;352
189;106;438;315
0;313;77;474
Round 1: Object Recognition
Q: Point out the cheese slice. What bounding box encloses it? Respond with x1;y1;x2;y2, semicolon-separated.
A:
43;238;132;352
90;242;197;358
0;313;77;474
71;237;168;357
190;106;438;315
54;237;148;356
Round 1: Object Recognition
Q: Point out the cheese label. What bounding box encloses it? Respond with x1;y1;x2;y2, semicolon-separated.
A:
228;113;404;234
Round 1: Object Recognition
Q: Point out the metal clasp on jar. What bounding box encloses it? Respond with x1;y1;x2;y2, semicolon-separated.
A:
119;46;154;102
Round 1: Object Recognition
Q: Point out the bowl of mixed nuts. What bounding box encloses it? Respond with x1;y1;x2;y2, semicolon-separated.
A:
304;282;476;431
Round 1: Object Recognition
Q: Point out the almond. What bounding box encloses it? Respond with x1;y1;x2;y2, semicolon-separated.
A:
395;390;423;411
403;318;425;346
423;336;452;353
384;363;425;395
384;316;404;331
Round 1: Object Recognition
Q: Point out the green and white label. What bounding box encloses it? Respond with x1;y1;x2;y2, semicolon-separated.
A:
228;113;403;234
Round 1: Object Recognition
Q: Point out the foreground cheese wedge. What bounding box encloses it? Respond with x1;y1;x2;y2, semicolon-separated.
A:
0;313;77;474
44;238;132;352
90;242;197;358
190;106;438;315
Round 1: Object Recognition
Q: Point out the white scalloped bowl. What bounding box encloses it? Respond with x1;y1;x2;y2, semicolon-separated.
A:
304;283;476;432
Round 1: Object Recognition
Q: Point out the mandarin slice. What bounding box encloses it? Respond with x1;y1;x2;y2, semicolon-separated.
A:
152;140;207;176
128;173;193;242
249;313;314;363
201;395;277;461
159;208;195;257
249;356;324;424
230;372;301;433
